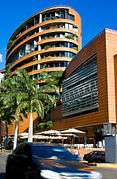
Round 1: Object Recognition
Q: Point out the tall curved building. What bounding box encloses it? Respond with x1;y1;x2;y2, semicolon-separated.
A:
6;6;81;80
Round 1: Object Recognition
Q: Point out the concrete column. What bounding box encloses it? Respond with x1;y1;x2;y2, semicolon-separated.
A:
39;35;41;42
39;14;42;35
38;44;41;50
39;27;42;32
39;14;42;23
65;23;69;30
105;135;117;163
37;64;40;70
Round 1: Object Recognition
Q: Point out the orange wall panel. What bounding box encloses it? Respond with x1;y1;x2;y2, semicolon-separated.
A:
53;29;117;130
8;112;38;136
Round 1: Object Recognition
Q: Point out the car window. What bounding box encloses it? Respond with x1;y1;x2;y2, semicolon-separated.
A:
32;145;79;161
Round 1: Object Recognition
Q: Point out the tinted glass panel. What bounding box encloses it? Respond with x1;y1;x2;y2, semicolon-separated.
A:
31;145;79;161
62;55;99;117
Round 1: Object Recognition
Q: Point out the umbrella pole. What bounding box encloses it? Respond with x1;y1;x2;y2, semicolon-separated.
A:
72;137;73;145
84;134;87;148
62;138;64;145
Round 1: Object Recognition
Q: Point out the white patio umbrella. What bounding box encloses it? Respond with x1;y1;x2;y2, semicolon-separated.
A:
33;135;50;139
33;135;67;140
20;135;50;140
61;133;79;137
61;128;85;134
20;136;28;139
49;136;67;140
36;130;61;135
61;128;85;145
19;132;28;137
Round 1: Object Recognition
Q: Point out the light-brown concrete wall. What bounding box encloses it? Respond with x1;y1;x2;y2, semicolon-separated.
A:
53;29;117;130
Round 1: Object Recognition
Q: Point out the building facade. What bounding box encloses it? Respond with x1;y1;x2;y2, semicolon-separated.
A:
53;29;117;146
6;6;81;135
6;6;81;80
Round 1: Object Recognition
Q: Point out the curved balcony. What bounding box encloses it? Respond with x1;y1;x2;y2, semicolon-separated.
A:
40;18;77;28
7;28;78;60
7;23;40;52
39;28;78;36
17;57;71;70
7;32;40;60
28;67;66;76
39;47;78;55
9;50;39;70
9;46;76;70
7;18;78;52
40;6;76;14
38;37;78;46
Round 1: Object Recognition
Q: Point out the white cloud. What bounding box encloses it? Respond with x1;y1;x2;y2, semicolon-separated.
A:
0;53;2;62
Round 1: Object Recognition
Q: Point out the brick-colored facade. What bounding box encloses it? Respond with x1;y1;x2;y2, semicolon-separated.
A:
53;29;117;140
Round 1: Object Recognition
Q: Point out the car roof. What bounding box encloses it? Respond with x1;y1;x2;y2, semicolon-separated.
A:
29;143;64;147
14;142;64;150
89;151;105;154
13;142;64;153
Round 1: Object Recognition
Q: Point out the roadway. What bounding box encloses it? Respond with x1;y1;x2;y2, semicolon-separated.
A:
0;152;117;179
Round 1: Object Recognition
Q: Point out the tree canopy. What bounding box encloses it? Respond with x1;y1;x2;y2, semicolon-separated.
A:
0;69;57;147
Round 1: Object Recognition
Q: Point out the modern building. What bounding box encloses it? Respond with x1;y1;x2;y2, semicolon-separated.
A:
6;6;81;135
52;29;117;162
6;6;81;81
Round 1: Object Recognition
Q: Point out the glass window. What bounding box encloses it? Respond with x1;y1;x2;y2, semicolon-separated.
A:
63;56;99;117
25;44;31;54
68;14;74;21
31;145;79;161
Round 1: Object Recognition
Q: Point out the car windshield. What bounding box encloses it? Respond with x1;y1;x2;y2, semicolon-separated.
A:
32;145;79;161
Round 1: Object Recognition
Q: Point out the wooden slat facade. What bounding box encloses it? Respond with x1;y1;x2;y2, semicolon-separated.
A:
53;29;117;133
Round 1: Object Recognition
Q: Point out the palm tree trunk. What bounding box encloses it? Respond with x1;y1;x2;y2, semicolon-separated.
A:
13;119;18;150
28;110;33;143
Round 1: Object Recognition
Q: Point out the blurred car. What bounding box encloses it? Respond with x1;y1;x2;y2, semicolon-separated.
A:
83;151;105;163
6;143;102;179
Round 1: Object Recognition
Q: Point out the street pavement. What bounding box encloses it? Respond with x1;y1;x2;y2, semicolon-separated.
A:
0;152;117;179
96;168;117;179
0;152;8;172
0;152;8;179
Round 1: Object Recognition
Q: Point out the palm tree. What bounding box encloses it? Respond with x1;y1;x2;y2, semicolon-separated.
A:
36;71;63;130
0;69;56;148
13;103;28;149
38;71;62;94
0;73;29;149
15;70;55;142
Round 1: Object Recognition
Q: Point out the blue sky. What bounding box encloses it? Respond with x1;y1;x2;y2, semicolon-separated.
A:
0;0;117;70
